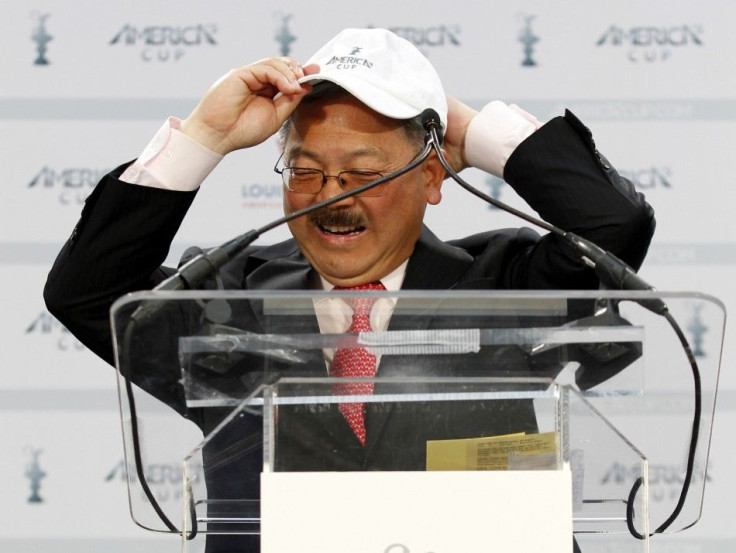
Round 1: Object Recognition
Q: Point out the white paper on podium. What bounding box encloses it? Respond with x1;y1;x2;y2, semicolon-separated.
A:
261;469;572;553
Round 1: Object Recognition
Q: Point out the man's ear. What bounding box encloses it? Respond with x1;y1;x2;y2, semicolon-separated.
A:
422;152;445;205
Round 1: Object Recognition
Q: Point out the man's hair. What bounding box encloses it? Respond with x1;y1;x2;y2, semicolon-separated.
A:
278;82;426;151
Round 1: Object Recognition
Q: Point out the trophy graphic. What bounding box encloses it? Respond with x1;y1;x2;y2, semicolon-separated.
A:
274;13;296;56
687;304;708;358
25;447;47;503
31;12;53;66
484;175;506;210
518;14;539;67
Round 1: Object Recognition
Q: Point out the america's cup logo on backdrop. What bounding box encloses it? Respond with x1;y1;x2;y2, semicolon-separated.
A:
687;304;709;358
28;166;108;206
596;24;704;62
274;12;296;56
26;311;86;351
601;461;712;504
25;447;47;504
109;22;217;62
31;11;53;66
370;24;461;55
484;175;507;210
105;459;204;504
618;167;673;190
518;13;539;67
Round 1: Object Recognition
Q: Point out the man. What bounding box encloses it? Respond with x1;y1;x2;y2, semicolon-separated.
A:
44;28;654;552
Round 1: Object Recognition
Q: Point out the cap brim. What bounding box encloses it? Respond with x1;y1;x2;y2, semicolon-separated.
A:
298;74;424;121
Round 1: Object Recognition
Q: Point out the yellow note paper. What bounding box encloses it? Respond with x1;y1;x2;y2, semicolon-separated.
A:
426;432;559;471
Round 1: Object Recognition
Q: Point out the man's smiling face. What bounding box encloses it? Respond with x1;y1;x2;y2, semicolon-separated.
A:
282;93;444;287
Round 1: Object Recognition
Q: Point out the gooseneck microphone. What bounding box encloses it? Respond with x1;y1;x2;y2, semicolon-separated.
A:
419;108;667;314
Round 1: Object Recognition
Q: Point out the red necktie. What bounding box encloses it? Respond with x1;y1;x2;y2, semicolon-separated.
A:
331;282;385;445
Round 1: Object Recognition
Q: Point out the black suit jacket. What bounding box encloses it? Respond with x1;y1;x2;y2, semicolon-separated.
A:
45;110;654;363
44;111;654;552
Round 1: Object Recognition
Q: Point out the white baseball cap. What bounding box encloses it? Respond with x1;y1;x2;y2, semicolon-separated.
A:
298;28;447;128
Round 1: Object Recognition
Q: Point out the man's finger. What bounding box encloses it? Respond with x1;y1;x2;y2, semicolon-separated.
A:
248;57;304;93
239;63;302;95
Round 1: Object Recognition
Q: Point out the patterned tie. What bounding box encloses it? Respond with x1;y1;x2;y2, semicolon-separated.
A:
331;281;385;445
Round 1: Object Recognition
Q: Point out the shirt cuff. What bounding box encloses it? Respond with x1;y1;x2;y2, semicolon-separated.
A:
120;117;223;191
464;101;542;178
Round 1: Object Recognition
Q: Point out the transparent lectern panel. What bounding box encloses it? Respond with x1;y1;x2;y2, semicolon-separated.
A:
181;376;650;553
567;387;649;538
113;296;207;534
180;377;567;540
109;289;723;546
575;295;724;534
181;387;264;540
263;377;563;473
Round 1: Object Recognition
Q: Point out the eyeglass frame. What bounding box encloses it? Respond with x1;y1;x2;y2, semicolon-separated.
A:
273;149;424;197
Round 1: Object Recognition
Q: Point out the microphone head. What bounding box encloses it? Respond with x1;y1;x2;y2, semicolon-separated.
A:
420;108;444;145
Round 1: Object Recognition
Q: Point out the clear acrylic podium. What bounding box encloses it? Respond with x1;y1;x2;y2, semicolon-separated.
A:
110;290;724;552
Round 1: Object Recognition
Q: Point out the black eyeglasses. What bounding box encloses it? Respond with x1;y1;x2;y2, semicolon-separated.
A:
273;153;391;197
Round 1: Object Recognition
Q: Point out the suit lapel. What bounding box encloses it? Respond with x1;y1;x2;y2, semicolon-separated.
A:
383;226;475;336
244;239;315;291
242;239;320;334
401;226;475;290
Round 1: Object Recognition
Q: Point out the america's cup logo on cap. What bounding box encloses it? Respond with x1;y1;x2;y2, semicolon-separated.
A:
325;46;374;70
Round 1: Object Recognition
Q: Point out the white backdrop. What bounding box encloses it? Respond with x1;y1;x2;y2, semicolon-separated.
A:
2;1;735;551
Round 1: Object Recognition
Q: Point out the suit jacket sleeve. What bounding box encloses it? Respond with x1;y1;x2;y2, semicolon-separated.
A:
495;110;655;289
44;162;197;366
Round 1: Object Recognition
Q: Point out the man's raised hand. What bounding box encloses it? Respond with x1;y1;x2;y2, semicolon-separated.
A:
180;58;319;155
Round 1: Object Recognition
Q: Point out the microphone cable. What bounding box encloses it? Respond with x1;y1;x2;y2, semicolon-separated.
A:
422;116;703;539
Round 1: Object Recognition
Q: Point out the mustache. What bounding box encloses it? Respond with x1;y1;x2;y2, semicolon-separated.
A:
308;208;366;228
